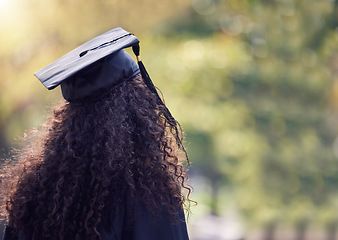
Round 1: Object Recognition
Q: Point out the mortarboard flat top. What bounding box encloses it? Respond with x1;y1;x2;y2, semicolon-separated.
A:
34;27;140;92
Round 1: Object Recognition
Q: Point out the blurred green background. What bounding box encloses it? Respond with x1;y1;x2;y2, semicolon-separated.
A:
0;0;337;239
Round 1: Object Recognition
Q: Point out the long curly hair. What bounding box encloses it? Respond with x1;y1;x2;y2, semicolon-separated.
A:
0;74;191;240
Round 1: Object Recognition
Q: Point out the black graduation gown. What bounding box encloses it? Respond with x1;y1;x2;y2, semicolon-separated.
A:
3;200;189;240
99;197;189;240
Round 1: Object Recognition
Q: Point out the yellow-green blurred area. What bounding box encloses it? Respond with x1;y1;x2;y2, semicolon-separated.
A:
1;0;338;239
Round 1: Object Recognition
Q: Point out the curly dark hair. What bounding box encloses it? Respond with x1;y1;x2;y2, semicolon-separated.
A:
1;74;191;240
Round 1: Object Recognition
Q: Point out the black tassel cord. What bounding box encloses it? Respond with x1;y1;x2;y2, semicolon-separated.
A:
132;44;189;165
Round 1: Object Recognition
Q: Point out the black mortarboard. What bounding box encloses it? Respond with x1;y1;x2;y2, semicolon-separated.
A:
34;27;140;102
34;26;189;163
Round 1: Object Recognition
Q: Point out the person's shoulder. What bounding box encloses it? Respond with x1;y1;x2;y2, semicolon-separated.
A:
133;201;189;240
100;194;189;240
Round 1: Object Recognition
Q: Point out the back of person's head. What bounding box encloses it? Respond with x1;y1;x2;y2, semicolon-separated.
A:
1;28;191;240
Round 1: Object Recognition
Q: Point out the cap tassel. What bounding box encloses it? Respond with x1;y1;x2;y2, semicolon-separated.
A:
132;44;176;123
132;43;189;165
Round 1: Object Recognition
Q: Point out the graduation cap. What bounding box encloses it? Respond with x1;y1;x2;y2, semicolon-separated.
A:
35;27;142;102
34;26;172;115
34;27;189;162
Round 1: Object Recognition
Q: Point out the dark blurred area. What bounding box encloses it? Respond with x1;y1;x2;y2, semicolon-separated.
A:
0;0;337;239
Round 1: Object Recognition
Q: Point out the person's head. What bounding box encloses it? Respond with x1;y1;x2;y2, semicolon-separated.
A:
1;28;192;240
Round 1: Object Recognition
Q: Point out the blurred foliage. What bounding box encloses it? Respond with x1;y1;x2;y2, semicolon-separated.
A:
1;0;338;232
